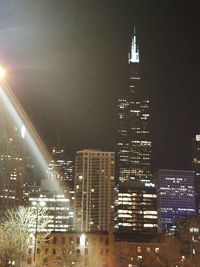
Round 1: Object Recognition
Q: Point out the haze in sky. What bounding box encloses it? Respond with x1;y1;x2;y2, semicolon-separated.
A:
0;0;200;172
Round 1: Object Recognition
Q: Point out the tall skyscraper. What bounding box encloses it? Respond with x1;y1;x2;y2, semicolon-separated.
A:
154;169;196;233
115;28;152;238
117;27;151;184
0;103;27;208
74;149;115;231
192;134;200;213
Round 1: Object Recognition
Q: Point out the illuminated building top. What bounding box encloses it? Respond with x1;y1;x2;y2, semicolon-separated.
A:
128;26;140;63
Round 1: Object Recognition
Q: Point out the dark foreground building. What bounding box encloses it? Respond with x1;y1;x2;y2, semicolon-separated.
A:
192;134;200;213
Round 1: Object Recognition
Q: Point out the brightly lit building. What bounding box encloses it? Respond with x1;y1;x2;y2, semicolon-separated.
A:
28;185;74;232
47;146;74;210
154;169;196;233
0;109;27;208
0;80;43;209
74;149;115;232
48;146;74;187
117;27;152;184
192;134;200;213
114;181;157;241
115;28;152;239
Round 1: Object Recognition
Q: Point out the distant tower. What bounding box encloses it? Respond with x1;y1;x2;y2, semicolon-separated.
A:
48;146;74;188
155;169;196;232
117;27;152;184
74;149;115;231
115;28;152;239
192;134;200;213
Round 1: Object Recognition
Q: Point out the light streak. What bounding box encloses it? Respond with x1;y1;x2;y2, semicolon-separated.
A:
0;80;62;192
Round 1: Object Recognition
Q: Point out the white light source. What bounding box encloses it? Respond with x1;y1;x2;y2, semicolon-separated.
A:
21;125;26;138
80;233;85;247
0;66;6;79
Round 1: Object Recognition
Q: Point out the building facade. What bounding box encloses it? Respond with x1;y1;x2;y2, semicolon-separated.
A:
25;231;166;267
0;109;27;208
28;187;74;232
74;149;115;232
115;28;152;238
155;169;196;233
26;231;111;267
192;134;200;213
48;146;74;189
117;27;152;184
114;181;157;240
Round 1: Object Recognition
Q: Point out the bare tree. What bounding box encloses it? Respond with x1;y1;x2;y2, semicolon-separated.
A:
53;245;79;267
0;206;49;267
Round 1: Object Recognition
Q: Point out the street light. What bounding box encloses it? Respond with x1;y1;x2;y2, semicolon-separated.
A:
32;200;46;267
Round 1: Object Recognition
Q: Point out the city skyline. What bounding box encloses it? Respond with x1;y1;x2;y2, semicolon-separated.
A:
0;1;200;173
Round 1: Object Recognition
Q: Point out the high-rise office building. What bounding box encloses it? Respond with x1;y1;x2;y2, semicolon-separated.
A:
0;102;27;208
47;146;74;202
192;134;200;213
114;181;157;241
115;28;152;238
117;27;151;184
48;146;74;187
28;185;74;232
154;169;196;233
74;149;115;231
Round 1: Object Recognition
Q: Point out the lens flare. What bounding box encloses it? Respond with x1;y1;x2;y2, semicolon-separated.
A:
0;66;6;79
0;79;62;193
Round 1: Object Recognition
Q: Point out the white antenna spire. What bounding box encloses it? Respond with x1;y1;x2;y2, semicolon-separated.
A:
129;26;140;63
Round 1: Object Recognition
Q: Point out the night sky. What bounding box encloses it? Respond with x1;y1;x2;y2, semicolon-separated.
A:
0;0;200;172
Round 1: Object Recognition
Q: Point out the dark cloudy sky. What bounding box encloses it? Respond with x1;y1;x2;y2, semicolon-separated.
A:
0;0;200;172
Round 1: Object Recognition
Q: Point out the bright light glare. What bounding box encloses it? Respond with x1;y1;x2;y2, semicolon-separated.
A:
0;80;62;193
0;66;6;79
32;201;46;207
21;125;26;138
80;233;85;246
